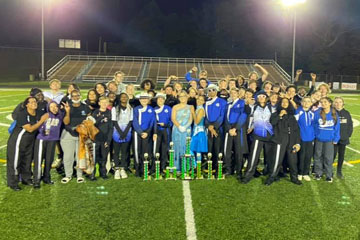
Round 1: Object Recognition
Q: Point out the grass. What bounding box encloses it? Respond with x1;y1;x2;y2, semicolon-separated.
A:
0;90;360;240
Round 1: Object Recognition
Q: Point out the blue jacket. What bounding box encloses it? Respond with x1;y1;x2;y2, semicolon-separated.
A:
185;71;211;85
295;106;315;142
250;104;273;140
224;99;247;132
205;97;227;129
314;108;340;143
155;105;173;131
132;105;156;134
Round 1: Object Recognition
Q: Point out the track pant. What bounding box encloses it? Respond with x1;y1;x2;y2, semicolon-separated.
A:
93;141;109;177
298;141;314;175
113;141;131;169
269;136;298;181
207;128;222;170
153;129;170;172
60;130;82;178
334;143;346;173
224;133;243;174
133;132;152;177
33;139;57;183
314;140;334;179
7;129;34;187
244;139;274;179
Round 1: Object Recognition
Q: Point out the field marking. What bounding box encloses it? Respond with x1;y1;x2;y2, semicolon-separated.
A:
0;105;17;110
0;123;10;127
182;181;197;240
346;146;360;155
352;119;359;127
0;145;6;150
6;114;13;121
0;94;27;98
0;111;12;114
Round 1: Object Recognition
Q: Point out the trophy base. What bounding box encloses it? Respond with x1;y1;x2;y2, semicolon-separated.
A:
207;175;215;180
217;176;225;180
143;176;152;181
155;175;163;180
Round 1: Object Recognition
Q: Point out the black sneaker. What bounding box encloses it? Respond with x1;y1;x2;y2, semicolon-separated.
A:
33;182;41;189
315;175;321;181
10;185;22;191
336;172;344;179
241;177;251;184
326;177;333;183
265;177;274;186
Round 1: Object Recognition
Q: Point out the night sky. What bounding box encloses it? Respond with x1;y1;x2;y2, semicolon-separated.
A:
0;0;359;74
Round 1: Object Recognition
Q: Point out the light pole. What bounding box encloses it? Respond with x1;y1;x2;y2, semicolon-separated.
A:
41;0;45;81
281;0;306;83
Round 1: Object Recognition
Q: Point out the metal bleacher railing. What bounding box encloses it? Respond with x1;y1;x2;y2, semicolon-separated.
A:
46;55;292;84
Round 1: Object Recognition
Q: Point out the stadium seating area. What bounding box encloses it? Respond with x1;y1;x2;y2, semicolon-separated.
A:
46;55;291;85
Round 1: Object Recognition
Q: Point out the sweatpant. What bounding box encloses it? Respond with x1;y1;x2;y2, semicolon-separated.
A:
153;129;170;172
314;140;334;179
7;129;34;187
269;136;298;181
33;139;57;183
207;128;222;170
298;141;314;175
113;141;131;168
133;132;152;177
243;139;274;179
224;133;243;175
93;141;109;177
334;143;346;173
60;130;82;178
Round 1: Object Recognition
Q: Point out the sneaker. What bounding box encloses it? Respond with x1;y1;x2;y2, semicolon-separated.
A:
114;170;121;180
315;175;321;181
336;172;344;179
77;177;85;183
61;177;72;184
291;179;302;185
120;168;128;179
326;177;333;183
297;175;303;181
303;175;311;182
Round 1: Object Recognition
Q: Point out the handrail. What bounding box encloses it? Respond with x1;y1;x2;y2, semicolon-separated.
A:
46;55;69;79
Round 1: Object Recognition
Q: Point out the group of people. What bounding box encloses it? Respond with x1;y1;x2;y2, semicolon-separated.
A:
6;65;353;191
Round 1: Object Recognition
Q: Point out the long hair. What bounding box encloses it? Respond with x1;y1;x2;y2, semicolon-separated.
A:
320;97;337;124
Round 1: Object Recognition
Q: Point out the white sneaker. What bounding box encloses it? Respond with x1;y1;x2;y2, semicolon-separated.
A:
120;168;128;179
114;169;121;180
303;175;311;181
298;175;303;181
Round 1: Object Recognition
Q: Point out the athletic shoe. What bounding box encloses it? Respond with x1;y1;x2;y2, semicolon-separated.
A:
303;175;311;182
298;175;303;181
114;170;121;180
33;182;41;189
51;158;62;168
265;177;274;186
241;177;251;184
336;172;344;179
326;177;333;183
314;175;321;181
61;177;72;184
120;168;128;179
77;177;85;183
291;179;302;185
10;185;21;191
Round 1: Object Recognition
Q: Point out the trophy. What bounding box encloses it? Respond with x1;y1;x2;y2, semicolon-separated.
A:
155;153;162;180
207;152;214;180
217;153;225;180
196;153;203;179
143;153;149;181
182;129;192;180
166;142;176;180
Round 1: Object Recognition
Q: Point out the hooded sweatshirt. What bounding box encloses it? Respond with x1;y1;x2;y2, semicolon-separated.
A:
37;101;64;141
314;108;340;143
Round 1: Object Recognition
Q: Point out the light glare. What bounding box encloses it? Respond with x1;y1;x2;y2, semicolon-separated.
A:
281;0;306;7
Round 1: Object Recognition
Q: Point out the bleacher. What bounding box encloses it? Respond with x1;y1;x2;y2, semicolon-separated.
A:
46;55;291;86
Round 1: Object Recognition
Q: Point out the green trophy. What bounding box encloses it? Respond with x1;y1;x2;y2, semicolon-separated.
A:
166;142;176;180
207;152;213;180
217;153;225;180
183;129;192;180
191;156;195;179
196;153;203;179
181;156;186;180
143;153;150;181
155;153;162;180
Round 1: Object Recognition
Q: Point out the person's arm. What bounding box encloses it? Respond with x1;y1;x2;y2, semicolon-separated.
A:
307;73;316;96
132;108;143;134
254;63;269;82
164;76;173;87
106;119;113;146
348;111;353;138
294;69;302;85
235;102;247;130
185;67;198;82
333;114;341;144
194;108;205;125
22;113;49;133
11;103;22;121
187;106;194;127
63;102;70;125
212;102;226;130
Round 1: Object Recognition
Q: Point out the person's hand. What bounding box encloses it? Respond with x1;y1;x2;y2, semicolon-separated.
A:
229;128;237;136
279;110;287;117
296;69;303;75
62;102;70;113
40;113;49;122
254;63;260;68
159;123;165;126
208;125;214;131
141;132;148;139
292;144;300;153
211;129;218;138
310;73;316;80
279;92;286;98
247;128;253;134
153;134;157;142
178;126;186;132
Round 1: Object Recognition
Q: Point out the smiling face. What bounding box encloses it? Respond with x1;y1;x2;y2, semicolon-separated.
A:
301;97;312;110
88;90;97;102
99;98;109;110
139;98;149;106
108;82;118;93
178;92;188;104
157;97;165;106
49;102;59;115
196;95;205;106
230;89;239;100
287;87;296;98
333;98;344;111
320;98;331;110
50;81;61;91
257;94;267;104
96;84;105;95
207;88;217;98
189;88;197;98
26;97;38;111
281;98;289;109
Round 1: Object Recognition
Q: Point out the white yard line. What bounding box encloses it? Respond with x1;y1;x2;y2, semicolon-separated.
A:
0;111;12;114
182;181;197;240
0;94;27;98
0;145;6;150
0;123;10;127
346;146;360;155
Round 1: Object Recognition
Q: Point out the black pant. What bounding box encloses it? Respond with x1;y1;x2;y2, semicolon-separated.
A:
33;139;57;183
298;141;314;175
224;132;243;174
113;141;131;168
133;132;152;177
207;128;222;170
270;136;298;181
153;129;170;172
94;142;109;177
7;129;34;187
334;143;346;173
244;138;274;179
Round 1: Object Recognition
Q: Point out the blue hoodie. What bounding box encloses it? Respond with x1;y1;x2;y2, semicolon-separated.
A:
37;101;64;141
295;106;315;142
313;108;340;143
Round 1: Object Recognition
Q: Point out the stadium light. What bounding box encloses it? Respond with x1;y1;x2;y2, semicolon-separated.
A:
281;0;306;82
41;0;44;80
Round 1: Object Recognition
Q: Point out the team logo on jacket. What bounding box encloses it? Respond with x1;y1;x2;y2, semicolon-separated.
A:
148;109;152;113
216;103;220;107
165;109;169;113
81;110;86;115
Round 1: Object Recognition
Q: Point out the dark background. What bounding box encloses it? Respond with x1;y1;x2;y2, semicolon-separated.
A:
0;0;359;80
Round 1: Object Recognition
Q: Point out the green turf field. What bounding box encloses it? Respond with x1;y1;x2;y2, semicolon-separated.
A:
0;89;360;240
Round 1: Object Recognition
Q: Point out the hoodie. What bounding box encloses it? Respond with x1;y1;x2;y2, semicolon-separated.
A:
37;101;64;141
314;108;340;143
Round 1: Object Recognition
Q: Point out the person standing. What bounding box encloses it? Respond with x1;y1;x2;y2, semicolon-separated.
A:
44;79;64;104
